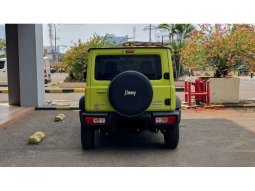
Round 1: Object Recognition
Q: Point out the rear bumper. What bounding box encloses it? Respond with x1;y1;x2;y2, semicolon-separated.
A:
79;110;181;131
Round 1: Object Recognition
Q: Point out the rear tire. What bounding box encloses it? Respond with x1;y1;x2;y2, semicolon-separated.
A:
164;125;179;149
81;126;95;150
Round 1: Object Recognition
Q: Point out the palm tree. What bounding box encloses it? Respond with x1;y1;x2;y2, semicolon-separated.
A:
157;23;195;79
157;24;177;43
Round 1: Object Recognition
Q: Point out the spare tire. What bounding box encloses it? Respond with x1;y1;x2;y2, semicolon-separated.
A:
108;71;153;117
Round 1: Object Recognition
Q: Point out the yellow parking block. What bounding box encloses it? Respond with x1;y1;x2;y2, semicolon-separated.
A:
181;104;186;109
55;114;66;121
29;131;46;144
2;89;8;93
74;88;85;93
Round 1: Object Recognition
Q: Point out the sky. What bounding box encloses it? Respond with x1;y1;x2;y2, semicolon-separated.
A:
42;24;160;53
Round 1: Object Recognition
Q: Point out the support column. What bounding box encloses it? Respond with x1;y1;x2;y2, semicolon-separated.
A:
5;24;45;107
5;24;20;105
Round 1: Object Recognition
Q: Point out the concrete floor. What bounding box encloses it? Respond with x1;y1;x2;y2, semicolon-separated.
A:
0;108;255;167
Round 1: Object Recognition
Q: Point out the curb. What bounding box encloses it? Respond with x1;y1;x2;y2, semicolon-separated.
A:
35;107;79;110
188;104;255;109
35;104;255;111
1;87;185;93
175;87;184;92
0;90;8;93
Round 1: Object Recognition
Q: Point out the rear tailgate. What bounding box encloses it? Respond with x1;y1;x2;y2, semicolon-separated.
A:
86;48;173;112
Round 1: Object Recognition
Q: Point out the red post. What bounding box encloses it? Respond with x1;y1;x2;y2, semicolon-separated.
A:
201;81;206;103
206;81;210;106
188;81;192;106
185;81;188;102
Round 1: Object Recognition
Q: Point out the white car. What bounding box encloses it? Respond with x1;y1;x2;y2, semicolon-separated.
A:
0;58;7;86
0;57;51;85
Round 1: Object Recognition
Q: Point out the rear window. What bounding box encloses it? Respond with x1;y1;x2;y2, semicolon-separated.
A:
95;55;162;80
0;61;5;69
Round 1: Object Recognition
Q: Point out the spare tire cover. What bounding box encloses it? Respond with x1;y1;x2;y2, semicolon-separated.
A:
108;71;153;117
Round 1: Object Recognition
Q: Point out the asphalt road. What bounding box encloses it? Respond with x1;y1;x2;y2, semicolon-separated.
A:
0;108;255;167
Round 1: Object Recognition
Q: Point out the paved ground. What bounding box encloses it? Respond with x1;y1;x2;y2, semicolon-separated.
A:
0;108;255;167
46;72;68;86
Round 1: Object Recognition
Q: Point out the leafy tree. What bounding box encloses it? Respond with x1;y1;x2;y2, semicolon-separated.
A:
62;33;117;81
180;24;255;77
0;38;6;58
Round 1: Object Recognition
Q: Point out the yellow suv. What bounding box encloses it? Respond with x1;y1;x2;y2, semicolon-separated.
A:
79;47;181;149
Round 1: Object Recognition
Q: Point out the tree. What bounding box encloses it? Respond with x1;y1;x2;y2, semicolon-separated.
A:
62;33;117;81
158;23;195;79
180;24;255;77
0;38;6;58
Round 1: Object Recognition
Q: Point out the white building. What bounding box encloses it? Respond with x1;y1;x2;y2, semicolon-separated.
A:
155;29;179;43
155;29;169;43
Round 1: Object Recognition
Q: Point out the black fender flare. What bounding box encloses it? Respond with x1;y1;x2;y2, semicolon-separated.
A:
79;95;85;111
175;95;181;110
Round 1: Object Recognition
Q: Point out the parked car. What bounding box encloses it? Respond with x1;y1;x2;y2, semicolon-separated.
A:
50;67;56;74
0;58;7;86
79;47;182;150
0;57;51;85
44;57;52;84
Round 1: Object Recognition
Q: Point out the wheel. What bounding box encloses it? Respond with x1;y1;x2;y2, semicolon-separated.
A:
81;126;95;150
164;125;179;149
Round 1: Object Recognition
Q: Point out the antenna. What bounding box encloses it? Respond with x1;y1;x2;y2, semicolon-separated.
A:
133;26;136;41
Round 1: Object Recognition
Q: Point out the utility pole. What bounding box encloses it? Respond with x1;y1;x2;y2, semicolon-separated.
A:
143;24;157;42
133;26;136;41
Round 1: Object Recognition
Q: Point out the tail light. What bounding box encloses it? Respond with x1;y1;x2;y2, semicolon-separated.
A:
155;116;176;124
44;69;47;77
85;117;106;124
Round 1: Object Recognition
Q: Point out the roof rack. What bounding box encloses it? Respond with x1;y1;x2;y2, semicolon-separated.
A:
118;41;170;47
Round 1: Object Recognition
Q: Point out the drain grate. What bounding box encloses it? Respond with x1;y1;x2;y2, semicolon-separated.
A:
45;100;79;107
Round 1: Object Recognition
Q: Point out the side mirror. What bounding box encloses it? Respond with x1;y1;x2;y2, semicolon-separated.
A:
83;72;87;80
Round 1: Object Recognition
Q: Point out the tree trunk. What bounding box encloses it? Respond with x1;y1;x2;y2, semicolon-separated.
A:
173;57;178;80
178;59;181;80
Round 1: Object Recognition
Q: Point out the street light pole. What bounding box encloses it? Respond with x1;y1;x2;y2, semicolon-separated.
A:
149;24;151;42
143;24;157;42
54;24;56;53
